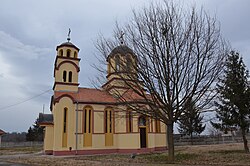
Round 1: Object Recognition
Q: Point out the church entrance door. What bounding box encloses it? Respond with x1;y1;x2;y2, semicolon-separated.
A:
140;127;147;148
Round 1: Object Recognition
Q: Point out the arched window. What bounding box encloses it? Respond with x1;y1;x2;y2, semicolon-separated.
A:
66;50;71;57
105;109;113;133
83;106;92;147
74;51;77;58
62;107;68;147
68;71;72;83
115;56;120;72
127;111;133;132
63;108;68;133
63;71;67;82
126;56;132;72
138;116;146;127
84;107;92;134
155;119;161;133
59;50;63;56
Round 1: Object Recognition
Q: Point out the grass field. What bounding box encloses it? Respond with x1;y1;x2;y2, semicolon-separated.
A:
0;143;249;166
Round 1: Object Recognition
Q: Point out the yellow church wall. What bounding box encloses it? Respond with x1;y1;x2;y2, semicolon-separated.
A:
114;111;126;133
56;58;79;66
91;134;105;149
155;133;167;147
160;122;166;133
55;63;78;83
53;97;76;151
54;84;78;91
147;133;155;148
44;125;54;151
67;102;77;150
114;133;140;149
133;116;139;133
93;111;104;133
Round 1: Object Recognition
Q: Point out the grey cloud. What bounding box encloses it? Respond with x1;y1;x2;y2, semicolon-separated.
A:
0;0;249;132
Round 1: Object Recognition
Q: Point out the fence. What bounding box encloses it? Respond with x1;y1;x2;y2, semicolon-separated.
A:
0;141;43;148
174;135;250;146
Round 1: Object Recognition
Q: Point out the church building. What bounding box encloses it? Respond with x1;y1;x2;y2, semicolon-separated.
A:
39;35;167;155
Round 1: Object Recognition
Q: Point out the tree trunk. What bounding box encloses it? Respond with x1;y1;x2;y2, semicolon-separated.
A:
190;134;193;145
242;128;249;153
167;122;174;162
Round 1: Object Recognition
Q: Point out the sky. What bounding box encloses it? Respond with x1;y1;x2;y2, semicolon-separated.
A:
0;0;249;133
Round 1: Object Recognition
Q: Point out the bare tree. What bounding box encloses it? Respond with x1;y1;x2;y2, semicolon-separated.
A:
95;1;229;161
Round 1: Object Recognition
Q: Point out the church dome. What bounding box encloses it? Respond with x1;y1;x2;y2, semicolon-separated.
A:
107;45;135;61
56;41;80;51
111;45;134;55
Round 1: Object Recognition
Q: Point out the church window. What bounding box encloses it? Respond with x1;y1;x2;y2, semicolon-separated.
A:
62;107;68;147
63;71;67;82
68;71;72;83
138;116;146;127
155;119;161;133
115;56;120;72
66;49;71;57
105;109;113;133
83;107;92;133
74;51;77;58
127;111;133;132
59;50;63;56
126;57;132;72
63;108;67;133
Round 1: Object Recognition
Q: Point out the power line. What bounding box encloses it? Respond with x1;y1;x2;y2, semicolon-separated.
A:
0;89;52;112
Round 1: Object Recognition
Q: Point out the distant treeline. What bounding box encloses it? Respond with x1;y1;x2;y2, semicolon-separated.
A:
2;132;26;142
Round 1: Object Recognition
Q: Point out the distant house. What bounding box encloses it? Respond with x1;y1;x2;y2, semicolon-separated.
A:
0;129;6;147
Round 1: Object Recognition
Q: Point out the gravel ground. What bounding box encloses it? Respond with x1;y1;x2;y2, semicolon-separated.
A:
0;143;249;166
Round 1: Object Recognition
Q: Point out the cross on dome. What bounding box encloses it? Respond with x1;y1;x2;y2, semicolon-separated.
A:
119;31;125;45
67;28;71;42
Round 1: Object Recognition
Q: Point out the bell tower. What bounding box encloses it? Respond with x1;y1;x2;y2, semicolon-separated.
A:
53;30;80;92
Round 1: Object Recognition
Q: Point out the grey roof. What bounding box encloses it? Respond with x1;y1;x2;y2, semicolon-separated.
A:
56;41;80;51
107;45;135;61
38;113;53;124
111;45;134;55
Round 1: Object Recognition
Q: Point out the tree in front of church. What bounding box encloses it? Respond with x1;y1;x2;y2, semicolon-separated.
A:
96;1;229;161
178;99;205;145
213;51;250;153
26;118;44;141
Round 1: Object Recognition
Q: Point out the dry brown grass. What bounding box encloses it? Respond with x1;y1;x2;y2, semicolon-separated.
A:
0;143;249;166
0;146;42;155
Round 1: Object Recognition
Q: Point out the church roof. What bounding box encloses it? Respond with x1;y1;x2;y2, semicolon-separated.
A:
54;88;117;104
0;129;6;135
107;45;135;61
53;87;149;105
111;45;134;55
76;88;117;103
56;41;80;51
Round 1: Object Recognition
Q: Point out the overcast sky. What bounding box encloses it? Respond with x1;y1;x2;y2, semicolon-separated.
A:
0;0;249;133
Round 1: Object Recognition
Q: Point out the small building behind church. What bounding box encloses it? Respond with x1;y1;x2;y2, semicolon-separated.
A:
39;37;167;155
0;129;6;147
